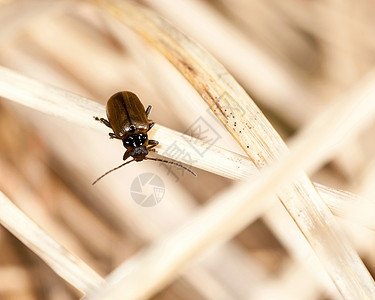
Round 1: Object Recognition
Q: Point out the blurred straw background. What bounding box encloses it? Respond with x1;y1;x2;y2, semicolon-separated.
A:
1;0;375;299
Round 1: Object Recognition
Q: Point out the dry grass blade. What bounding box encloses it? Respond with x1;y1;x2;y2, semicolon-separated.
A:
316;183;375;231
0;190;104;293
142;0;318;127
83;1;375;299
86;69;375;298
1;1;375;299
1;64;374;231
0;65;255;179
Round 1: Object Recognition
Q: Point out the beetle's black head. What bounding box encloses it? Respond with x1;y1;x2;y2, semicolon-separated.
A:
130;146;148;161
123;133;148;148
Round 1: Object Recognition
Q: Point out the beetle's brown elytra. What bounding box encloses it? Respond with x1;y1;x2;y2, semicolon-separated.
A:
96;91;158;162
93;91;196;184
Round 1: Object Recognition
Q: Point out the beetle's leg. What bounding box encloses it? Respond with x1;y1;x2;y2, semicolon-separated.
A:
147;140;159;151
148;140;159;145
147;145;158;152
147;122;155;132
94;117;120;140
123;150;131;161
145;105;152;117
94;116;112;129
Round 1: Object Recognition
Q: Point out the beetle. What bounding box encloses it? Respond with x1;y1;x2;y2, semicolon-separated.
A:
93;91;196;184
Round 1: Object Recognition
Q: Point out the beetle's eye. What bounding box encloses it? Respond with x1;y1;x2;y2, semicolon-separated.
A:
129;125;136;132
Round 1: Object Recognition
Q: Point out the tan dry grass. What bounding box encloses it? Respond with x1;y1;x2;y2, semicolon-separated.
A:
0;0;375;300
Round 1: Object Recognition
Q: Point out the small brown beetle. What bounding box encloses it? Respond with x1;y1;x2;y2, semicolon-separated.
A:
93;91;196;184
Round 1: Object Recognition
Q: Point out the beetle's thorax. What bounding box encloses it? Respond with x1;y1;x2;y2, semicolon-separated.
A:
123;133;149;161
123;133;148;148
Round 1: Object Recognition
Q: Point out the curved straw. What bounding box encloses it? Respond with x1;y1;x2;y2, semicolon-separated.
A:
84;1;375;299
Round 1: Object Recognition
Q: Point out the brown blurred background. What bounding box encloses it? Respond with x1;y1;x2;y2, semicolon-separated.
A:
1;0;375;299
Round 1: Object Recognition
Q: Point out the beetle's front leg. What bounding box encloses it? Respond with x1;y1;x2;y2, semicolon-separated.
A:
147;140;159;151
147;122;155;132
123;150;131;161
145;105;152;117
94;116;112;129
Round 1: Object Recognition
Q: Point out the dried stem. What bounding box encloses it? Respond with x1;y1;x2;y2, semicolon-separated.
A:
0;191;104;293
0;65;373;229
81;1;375;299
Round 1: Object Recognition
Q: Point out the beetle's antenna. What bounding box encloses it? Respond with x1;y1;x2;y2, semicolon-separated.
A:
145;157;197;176
92;159;135;185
